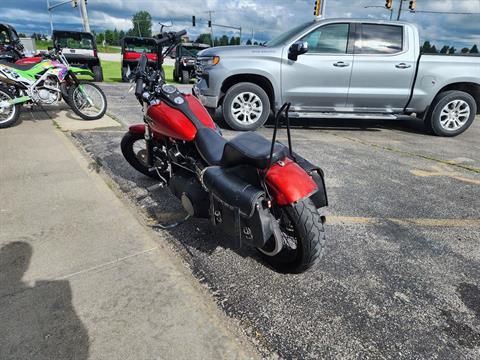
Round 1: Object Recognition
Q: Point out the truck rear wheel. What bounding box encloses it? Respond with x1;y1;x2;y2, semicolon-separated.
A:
222;82;270;131
425;90;476;137
92;65;104;82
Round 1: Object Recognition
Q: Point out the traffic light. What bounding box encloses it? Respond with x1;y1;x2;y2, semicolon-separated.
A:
314;0;321;16
208;20;212;27
192;16;196;27
385;0;393;9
72;0;78;7
409;0;416;11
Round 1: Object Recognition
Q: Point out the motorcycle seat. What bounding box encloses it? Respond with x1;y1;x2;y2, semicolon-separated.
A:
0;61;37;71
195;127;227;166
195;128;288;169
222;132;289;169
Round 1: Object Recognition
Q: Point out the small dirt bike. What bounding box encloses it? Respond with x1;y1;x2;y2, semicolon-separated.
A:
121;31;328;273
0;49;107;128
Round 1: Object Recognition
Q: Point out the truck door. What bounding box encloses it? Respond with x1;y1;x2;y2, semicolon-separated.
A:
347;23;416;112
282;23;354;111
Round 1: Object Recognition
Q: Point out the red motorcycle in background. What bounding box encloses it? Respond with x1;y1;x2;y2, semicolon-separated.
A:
121;30;328;273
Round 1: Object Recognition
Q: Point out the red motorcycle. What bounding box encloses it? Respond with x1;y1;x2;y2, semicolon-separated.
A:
121;31;328;273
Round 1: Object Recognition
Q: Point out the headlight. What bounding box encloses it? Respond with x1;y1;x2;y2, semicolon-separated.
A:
196;56;220;67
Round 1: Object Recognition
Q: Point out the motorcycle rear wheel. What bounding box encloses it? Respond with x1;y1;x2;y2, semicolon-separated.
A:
0;86;21;129
259;198;326;273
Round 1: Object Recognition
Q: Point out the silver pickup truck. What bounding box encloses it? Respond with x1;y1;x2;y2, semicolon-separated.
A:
194;18;480;136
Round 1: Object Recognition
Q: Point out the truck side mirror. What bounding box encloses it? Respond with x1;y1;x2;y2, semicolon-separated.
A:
288;41;309;61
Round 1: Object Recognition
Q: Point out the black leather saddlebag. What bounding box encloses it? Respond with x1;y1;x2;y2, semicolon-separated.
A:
202;166;276;249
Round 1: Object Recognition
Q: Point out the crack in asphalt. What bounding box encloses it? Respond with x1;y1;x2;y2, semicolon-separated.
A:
326;132;480;174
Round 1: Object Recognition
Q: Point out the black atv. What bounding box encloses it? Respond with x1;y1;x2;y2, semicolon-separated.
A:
0;23;24;63
173;42;209;84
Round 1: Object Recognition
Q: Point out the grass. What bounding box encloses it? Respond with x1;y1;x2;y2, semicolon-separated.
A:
100;60;177;84
35;40;53;50
97;45;121;53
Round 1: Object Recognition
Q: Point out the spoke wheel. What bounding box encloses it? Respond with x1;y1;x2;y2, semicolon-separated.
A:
0;87;21;129
68;81;107;120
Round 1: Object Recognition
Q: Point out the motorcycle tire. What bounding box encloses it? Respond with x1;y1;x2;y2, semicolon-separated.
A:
0;86;21;129
121;131;161;180
259;198;326;273
68;81;107;120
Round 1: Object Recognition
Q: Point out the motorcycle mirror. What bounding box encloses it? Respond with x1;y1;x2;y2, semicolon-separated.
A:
288;41;309;61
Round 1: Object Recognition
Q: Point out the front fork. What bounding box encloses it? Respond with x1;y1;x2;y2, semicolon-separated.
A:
143;103;154;167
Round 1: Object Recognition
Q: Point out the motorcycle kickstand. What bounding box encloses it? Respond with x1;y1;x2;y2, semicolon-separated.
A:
150;214;191;230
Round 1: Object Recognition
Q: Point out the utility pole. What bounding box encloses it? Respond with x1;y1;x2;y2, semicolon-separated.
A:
397;0;404;20
321;0;327;18
47;0;54;34
206;10;215;47
79;0;90;32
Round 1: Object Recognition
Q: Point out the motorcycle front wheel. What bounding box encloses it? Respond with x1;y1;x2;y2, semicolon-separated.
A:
121;131;170;180
258;198;326;273
68;81;107;120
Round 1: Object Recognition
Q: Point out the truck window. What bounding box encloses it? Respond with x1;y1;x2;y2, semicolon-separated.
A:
356;24;403;54
299;23;349;54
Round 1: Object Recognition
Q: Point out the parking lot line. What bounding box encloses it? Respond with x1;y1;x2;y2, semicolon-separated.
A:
411;165;480;185
329;215;480;227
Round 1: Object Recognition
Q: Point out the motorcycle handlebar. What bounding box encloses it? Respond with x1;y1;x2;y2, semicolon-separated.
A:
155;30;187;46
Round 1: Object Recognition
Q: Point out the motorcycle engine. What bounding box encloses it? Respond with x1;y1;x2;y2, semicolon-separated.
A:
32;78;60;105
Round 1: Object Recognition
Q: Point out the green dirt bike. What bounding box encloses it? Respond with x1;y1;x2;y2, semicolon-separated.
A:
0;50;107;128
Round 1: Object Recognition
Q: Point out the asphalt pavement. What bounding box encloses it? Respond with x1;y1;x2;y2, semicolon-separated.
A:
75;82;480;359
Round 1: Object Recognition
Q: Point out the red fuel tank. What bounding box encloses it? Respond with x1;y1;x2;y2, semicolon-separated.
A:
146;94;215;141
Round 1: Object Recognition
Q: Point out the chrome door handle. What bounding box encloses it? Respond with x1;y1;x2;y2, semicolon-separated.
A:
395;63;412;69
333;61;350;67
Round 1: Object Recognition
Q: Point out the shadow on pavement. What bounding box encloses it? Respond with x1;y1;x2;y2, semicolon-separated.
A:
264;115;430;135
0;242;89;359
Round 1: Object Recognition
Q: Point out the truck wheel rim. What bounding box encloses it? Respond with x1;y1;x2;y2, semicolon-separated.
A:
0;91;15;124
439;100;470;131
231;92;263;125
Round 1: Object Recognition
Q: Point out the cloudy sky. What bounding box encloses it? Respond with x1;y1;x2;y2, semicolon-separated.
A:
1;0;479;48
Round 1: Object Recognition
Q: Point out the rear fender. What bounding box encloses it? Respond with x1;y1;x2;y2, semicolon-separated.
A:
265;158;318;206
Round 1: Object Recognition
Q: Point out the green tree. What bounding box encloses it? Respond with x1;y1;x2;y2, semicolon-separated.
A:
246;39;252;45
219;35;229;46
112;29;119;45
131;11;152;37
196;33;212;45
471;44;479;54
448;46;456;54
96;32;105;45
461;47;470;54
119;30;126;42
18;33;26;38
440;45;449;54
